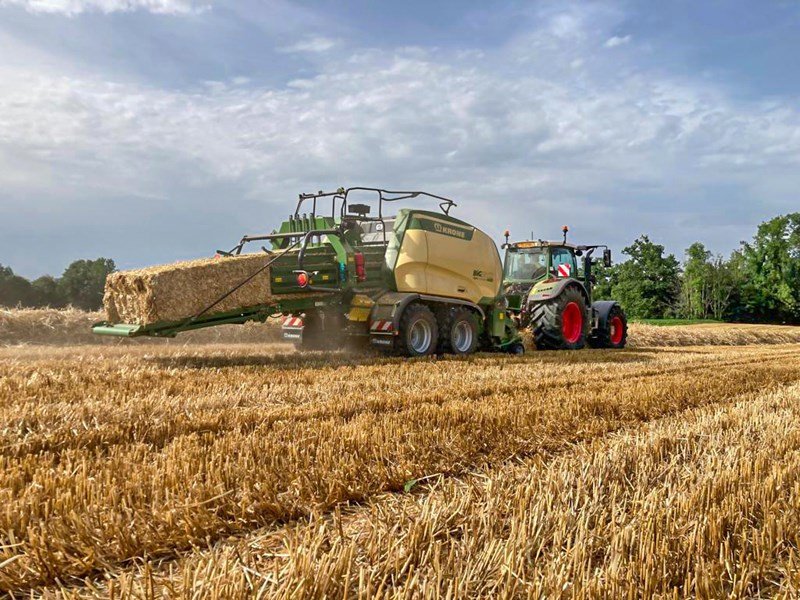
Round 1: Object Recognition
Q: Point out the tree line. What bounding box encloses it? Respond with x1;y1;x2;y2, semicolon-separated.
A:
0;258;115;311
593;213;800;323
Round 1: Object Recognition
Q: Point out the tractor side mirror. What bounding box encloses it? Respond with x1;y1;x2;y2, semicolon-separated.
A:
603;248;612;268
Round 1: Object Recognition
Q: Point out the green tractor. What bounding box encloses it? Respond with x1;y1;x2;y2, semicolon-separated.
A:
502;227;628;350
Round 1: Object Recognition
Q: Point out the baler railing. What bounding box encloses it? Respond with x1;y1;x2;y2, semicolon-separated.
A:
294;187;457;222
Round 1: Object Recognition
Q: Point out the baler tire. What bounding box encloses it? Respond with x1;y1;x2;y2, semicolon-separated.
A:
297;313;326;351
297;311;342;352
529;286;588;350
438;307;479;356
588;304;628;349
397;303;438;357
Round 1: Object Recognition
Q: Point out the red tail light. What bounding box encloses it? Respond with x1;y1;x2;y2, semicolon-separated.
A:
354;252;366;282
296;271;309;287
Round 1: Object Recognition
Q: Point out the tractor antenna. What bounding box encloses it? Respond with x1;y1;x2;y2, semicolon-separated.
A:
562;225;569;244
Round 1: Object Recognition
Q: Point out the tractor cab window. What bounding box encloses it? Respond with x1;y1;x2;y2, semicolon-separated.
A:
505;248;548;281
550;248;577;279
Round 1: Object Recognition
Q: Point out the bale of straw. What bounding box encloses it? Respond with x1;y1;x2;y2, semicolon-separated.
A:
103;254;274;326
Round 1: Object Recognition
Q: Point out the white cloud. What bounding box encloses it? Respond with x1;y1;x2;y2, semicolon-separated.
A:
604;34;631;48
2;48;798;215
0;0;206;15
278;36;339;54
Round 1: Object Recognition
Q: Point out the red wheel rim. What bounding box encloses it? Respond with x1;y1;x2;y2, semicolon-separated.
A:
610;315;624;345
561;302;583;344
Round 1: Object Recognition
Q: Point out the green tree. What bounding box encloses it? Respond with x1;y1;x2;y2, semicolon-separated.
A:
0;264;35;307
58;258;116;310
741;213;800;323
680;242;712;319
31;275;67;308
705;251;747;321
612;236;681;319
589;258;617;301
722;250;750;321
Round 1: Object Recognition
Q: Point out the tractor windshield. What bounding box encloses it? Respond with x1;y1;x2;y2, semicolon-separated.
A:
504;248;548;281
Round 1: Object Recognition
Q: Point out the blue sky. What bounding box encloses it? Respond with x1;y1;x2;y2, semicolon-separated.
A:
1;0;799;278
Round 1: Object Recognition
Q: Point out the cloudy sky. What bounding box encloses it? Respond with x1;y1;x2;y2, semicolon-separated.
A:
2;0;799;277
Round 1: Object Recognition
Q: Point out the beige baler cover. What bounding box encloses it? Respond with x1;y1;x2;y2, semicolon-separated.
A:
394;212;502;304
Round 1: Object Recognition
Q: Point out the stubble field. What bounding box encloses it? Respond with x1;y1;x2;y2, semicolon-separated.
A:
2;314;800;598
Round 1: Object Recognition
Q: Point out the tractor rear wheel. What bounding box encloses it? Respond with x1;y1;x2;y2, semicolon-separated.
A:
529;286;588;350
398;303;438;357
438;307;479;355
588;305;628;349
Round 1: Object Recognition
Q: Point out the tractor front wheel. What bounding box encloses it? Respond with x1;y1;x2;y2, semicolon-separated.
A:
529;287;588;350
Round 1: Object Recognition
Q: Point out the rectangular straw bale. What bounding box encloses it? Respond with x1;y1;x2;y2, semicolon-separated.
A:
103;254;274;326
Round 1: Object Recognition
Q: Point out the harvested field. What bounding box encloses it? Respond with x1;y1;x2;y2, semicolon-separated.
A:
627;321;800;347
2;337;800;598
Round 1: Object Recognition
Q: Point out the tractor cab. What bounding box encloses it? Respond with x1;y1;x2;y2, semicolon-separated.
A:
503;240;579;287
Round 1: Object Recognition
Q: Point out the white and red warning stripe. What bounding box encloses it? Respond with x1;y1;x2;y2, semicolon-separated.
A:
370;319;394;332
283;316;304;328
557;263;572;278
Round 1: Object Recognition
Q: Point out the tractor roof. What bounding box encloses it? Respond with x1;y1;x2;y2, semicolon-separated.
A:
510;240;578;250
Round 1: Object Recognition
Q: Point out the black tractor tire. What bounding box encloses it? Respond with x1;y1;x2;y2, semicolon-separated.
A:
588;304;628;349
438;307;479;355
529;286;589;350
397;303;438;357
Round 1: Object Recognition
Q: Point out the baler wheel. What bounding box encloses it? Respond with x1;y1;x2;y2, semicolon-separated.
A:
438;307;479;355
297;311;343;351
397;303;438;357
